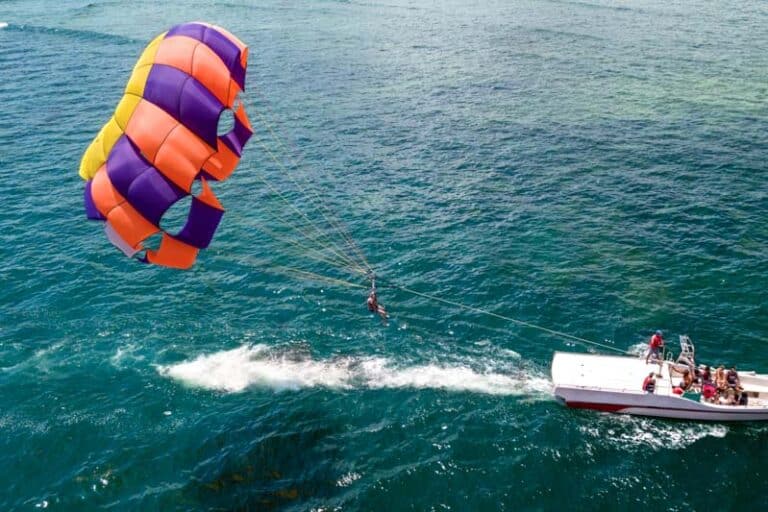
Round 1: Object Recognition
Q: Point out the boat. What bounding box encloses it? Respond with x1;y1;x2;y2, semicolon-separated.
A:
551;336;768;421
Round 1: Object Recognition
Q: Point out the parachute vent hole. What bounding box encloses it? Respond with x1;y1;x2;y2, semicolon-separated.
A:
191;179;203;197
160;195;193;235
142;232;163;253
217;108;235;136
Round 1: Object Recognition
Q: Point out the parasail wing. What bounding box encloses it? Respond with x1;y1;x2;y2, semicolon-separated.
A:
79;22;253;269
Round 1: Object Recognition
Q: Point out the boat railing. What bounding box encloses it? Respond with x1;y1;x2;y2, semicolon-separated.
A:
677;335;695;366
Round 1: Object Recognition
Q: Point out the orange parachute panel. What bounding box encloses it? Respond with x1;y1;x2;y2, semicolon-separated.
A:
106;203;159;249
90;166;125;218
124;100;179;163
145;234;200;269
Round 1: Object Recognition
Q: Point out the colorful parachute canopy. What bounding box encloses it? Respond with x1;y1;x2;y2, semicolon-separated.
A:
79;22;252;269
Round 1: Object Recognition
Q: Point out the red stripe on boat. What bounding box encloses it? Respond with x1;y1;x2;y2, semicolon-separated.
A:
566;402;627;413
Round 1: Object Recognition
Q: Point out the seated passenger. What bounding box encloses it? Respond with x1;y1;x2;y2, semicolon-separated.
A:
715;365;728;390
738;391;749;406
699;365;711;384
682;370;693;390
726;367;740;388
702;382;717;402
642;372;656;394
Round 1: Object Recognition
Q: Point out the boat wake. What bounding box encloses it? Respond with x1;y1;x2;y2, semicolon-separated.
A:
157;344;552;397
579;414;728;451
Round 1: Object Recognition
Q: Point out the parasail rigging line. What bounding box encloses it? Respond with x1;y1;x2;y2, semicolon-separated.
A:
249;125;372;276
249;86;372;268
247;199;367;276
239;179;364;274
249;87;374;274
267;265;625;357
242;91;617;355
254;120;374;274
249;143;364;273
248;132;370;276
380;279;629;355
241;89;620;355
246;130;368;274
253;223;367;274
269;265;369;290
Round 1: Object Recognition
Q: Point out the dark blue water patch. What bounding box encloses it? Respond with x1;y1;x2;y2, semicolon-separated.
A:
165;402;344;510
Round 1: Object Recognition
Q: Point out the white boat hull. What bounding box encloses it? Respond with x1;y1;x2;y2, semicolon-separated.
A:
552;352;768;422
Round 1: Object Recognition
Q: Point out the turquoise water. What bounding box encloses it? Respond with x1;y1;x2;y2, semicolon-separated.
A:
1;0;767;509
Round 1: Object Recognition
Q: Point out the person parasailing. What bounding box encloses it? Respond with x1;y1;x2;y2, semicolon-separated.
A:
366;275;388;322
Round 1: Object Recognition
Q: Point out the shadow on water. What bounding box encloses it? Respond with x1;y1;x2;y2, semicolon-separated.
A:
176;408;344;510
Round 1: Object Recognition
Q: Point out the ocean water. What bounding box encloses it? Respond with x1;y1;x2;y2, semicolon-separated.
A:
1;0;767;510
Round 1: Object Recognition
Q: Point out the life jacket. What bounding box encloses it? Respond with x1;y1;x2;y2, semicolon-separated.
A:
643;376;655;393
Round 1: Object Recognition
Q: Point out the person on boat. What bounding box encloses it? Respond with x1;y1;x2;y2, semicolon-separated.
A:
715;365;728;390
681;369;693;391
645;330;664;364
698;365;711;384
642;372;656;394
726;367;740;389
691;365;709;391
738;390;749;406
702;381;717;402
722;387;738;405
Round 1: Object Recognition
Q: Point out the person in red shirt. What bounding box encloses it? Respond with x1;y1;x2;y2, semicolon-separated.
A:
702;381;717;402
645;330;664;364
642;372;656;393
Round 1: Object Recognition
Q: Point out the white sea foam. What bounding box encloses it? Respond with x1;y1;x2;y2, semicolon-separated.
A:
580;414;728;451
158;344;351;392
110;342;145;368
0;22;8;30
336;471;361;487
157;344;551;396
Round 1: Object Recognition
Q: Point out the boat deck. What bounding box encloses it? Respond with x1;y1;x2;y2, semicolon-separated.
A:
552;352;768;406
